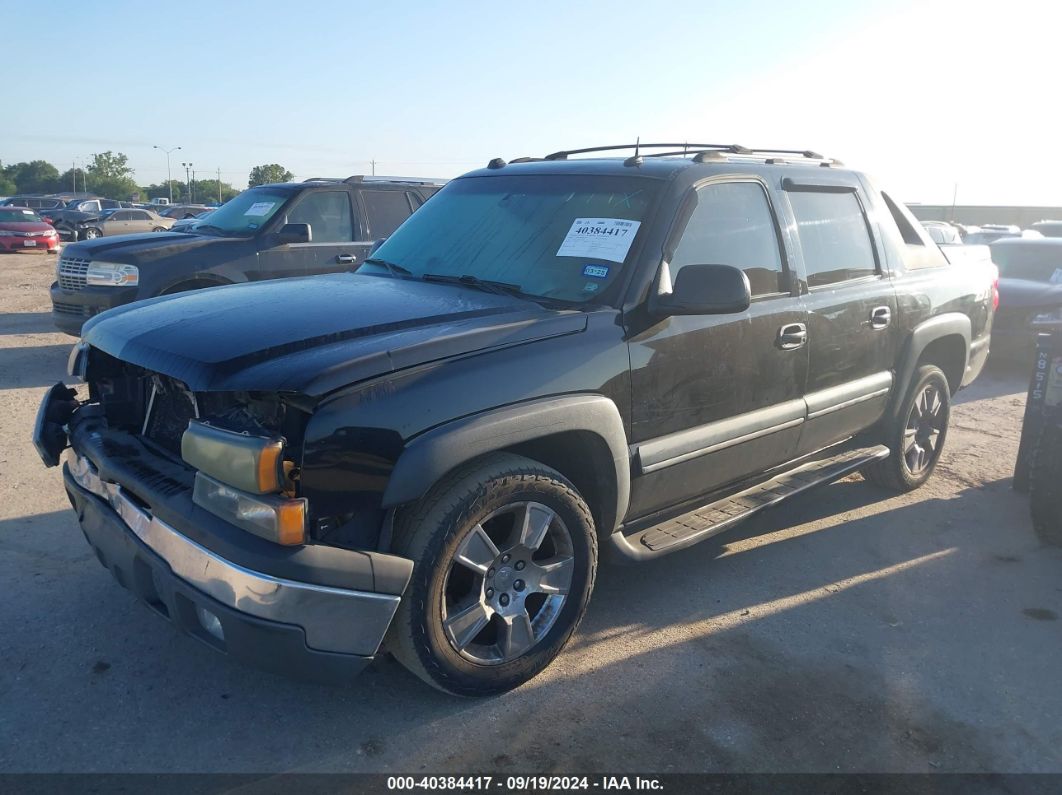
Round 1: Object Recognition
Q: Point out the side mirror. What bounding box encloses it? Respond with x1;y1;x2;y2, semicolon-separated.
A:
369;237;387;256
275;222;311;246
650;263;752;317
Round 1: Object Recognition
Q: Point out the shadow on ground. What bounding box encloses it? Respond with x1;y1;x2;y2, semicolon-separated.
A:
4;471;1059;773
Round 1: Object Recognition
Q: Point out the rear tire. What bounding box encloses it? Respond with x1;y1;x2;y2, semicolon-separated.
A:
386;453;597;696
863;365;951;492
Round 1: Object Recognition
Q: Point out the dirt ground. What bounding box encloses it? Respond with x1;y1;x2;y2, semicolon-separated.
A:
0;251;1059;774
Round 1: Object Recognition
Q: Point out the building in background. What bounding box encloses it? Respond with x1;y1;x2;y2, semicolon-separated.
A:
908;205;1062;227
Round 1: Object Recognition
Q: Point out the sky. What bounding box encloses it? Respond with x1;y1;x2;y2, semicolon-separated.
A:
2;0;1059;205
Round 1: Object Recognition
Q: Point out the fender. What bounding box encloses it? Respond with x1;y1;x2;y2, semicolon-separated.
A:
890;312;971;418
381;394;631;534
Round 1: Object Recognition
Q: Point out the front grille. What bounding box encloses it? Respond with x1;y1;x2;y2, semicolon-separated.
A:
142;375;200;454
58;256;90;291
52;301;92;317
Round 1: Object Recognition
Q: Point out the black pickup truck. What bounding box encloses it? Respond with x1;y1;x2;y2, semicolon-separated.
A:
35;144;996;695
49;176;444;335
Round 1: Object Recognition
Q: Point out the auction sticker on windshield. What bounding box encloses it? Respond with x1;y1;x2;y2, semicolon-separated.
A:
557;218;641;263
244;201;276;217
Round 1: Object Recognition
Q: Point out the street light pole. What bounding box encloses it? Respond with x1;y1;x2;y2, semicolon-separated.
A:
181;162;194;203
153;145;181;203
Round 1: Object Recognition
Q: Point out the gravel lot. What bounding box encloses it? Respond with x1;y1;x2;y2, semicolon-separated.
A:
1;251;1059;774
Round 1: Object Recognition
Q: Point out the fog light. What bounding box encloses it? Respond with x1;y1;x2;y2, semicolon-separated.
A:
196;606;225;641
193;472;306;545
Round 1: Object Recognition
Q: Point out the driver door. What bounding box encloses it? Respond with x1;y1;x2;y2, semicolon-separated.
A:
626;179;809;520
258;190;362;279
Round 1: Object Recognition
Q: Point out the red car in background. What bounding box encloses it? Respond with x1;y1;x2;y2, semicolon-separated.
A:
0;206;60;253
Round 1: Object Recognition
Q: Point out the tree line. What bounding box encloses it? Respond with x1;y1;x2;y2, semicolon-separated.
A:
0;154;295;204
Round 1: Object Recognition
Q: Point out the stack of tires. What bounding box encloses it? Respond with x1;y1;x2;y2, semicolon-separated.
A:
1022;325;1062;546
1030;420;1062;546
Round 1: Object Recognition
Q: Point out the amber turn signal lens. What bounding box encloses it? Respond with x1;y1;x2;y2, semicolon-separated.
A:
257;441;284;494
275;500;307;546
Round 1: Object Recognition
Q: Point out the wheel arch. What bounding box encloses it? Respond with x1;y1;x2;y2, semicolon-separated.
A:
157;276;234;296
891;313;970;419
381;395;630;537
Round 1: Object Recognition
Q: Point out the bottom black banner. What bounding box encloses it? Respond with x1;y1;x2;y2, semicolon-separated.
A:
2;774;1061;795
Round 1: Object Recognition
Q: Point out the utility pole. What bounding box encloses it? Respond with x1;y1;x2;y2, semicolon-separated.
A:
370;159;376;176
71;161;76;192
950;182;958;223
217;168;222;204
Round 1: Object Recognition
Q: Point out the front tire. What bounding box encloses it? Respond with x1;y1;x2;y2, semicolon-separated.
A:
386;453;597;696
863;364;951;491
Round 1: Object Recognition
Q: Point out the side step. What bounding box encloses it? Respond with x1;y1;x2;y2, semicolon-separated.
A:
629;444;890;556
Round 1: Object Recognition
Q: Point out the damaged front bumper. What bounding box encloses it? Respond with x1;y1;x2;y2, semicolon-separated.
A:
38;387;413;684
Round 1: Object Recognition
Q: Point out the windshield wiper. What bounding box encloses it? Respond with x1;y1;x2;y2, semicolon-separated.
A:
421;273;525;297
363;257;414;277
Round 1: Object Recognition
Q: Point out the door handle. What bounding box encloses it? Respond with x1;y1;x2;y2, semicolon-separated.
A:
777;322;807;350
870;306;891;329
336;254;357;264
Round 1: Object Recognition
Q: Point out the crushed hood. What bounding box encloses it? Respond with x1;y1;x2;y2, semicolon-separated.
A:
82;273;586;397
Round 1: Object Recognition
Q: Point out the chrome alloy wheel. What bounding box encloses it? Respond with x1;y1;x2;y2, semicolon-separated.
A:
441;501;575;665
904;383;946;474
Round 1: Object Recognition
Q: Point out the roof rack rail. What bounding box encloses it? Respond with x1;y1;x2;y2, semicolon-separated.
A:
545;143;750;160
541;143;837;166
343;175;447;185
302;175;446;186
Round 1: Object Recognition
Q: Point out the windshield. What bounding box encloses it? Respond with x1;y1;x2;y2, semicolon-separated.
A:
98;209;118;219
192;188;289;236
991;244;1062;283
0;208;41;222
365;174;660;303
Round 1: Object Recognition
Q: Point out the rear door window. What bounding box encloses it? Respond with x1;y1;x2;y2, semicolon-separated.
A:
362;189;415;238
788;190;878;287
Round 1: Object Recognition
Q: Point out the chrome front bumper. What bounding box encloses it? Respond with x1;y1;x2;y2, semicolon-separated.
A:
66;452;401;657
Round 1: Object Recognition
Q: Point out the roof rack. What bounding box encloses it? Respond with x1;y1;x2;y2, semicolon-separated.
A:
532;143;839;167
301;175;447;186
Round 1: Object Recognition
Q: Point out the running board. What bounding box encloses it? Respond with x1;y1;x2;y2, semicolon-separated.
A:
627;444;890;556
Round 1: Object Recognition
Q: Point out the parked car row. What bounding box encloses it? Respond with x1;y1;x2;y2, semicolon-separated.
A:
35;146;998;695
920;218;1062;360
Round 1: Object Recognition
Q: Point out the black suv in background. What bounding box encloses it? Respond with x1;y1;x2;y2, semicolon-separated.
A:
50;176;444;335
37;144;996;695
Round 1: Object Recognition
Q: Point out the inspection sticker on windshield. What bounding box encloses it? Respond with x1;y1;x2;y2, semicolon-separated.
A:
243;201;276;217
557;218;640;263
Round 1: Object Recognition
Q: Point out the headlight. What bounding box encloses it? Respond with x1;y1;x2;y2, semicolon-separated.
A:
0;231;16;237
85;261;138;287
44;229;57;237
181;419;286;494
193;472;306;546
